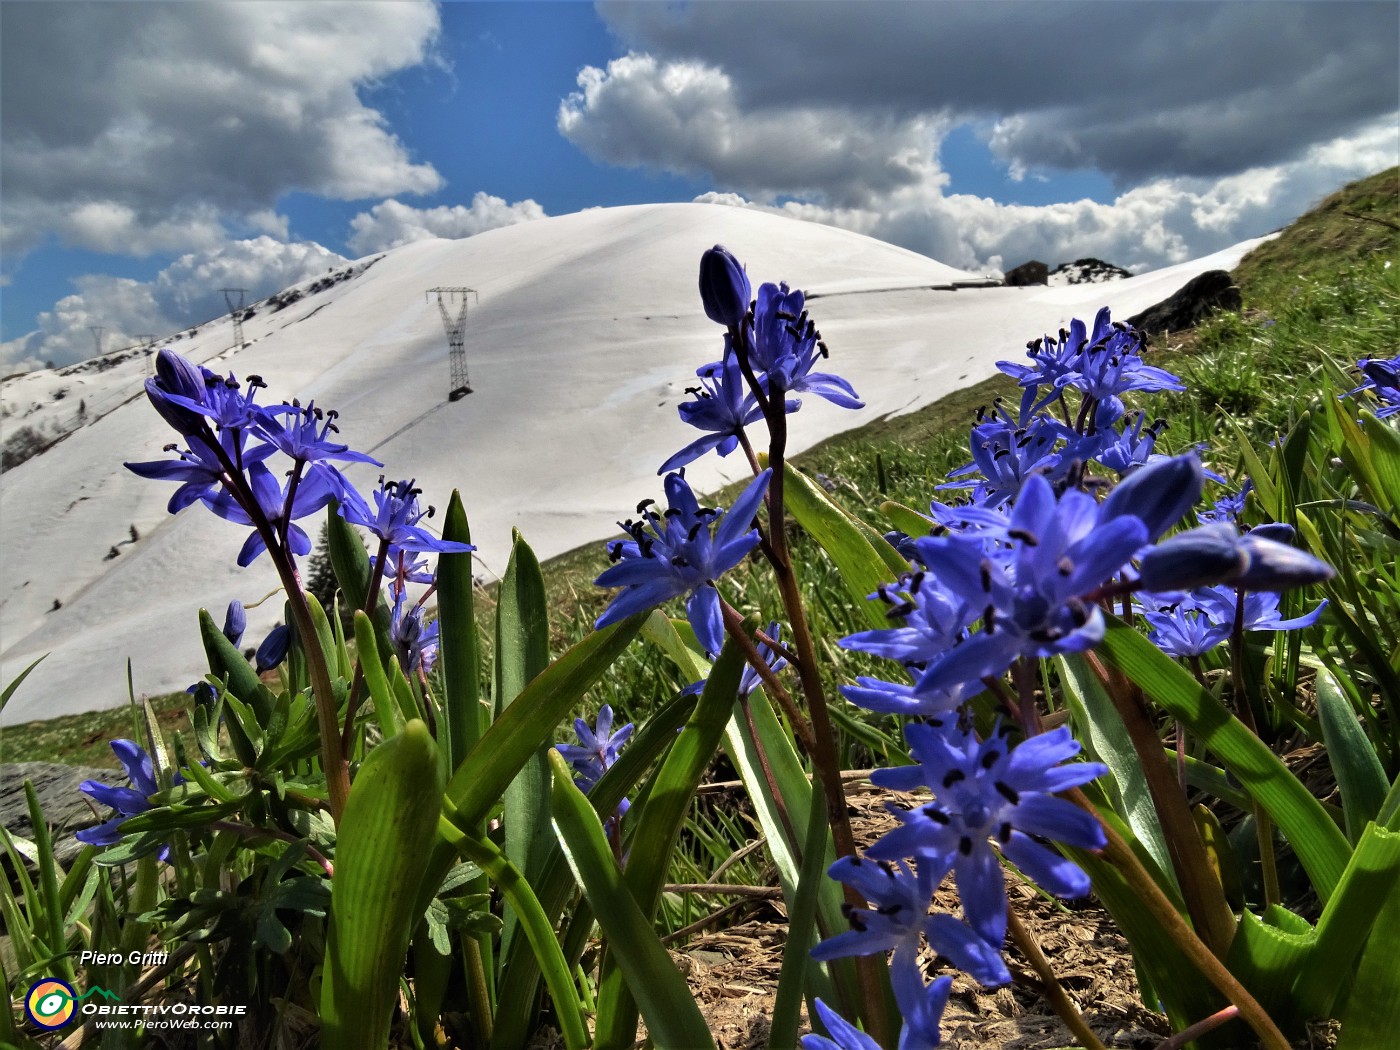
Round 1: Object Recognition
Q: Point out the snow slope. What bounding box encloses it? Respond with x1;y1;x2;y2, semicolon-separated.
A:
0;203;1268;724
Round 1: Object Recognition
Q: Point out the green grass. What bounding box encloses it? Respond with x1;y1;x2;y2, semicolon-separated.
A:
5;167;1395;769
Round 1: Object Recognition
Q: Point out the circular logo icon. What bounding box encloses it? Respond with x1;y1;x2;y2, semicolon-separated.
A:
26;978;77;1029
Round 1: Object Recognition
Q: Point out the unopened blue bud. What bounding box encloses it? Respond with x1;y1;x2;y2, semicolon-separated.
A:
1235;534;1335;591
255;624;291;673
1101;452;1204;542
146;349;209;434
1246;522;1295;544
699;245;751;328
222;600;246;646
1139;523;1248;591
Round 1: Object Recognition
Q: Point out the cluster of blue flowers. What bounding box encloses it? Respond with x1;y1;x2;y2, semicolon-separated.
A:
1346;355;1400;418
127;350;469;682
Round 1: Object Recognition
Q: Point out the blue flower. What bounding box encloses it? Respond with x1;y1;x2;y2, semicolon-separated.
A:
556;704;634;793
892;969;954;1050
1138;601;1232;659
1197;481;1252;526
802;999;880;1050
339;478;475;564
257;401;382;471
659;353;766;473
1194;585;1329;633
595;469;770;655
1346;356;1400;418
811;854;1010;988
144;349;214;435
75;740;172;861
390;591;439;676
739;622;789;697
162;368;278;433
1140;522;1334;592
747;282;863;409
939;404;1068;507
202;461;340;566
910;473;1152;697
124;429;275;514
868;724;1106;946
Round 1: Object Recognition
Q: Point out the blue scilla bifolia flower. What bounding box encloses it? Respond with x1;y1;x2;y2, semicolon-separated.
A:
747;281;864;410
1346;355;1400;418
339;477;475;568
867;724;1107;947
595;469;771;655
556;704;635;794
913;457;1201;697
76;739;177;861
1139;521;1335;592
659;352;769;473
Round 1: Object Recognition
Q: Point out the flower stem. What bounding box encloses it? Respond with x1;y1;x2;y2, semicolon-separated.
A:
1070;787;1290;1050
1006;908;1108;1050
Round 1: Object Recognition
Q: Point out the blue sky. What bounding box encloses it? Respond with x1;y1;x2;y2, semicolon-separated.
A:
2;1;1395;369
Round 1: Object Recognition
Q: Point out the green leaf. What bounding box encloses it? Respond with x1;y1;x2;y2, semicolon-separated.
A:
548;749;715;1050
781;461;901;629
770;771;832;1050
0;654;46;716
1337;847;1400;1048
1099;620;1351;901
1059;654;1176;891
322;720;444;1050
1314;667;1389;842
442;612;647;827
594;633;745;1048
1360;410;1400;512
199;607;270;763
880;499;935;540
496;530;554;964
353;611;404;737
326;499;374;611
437;490;482;772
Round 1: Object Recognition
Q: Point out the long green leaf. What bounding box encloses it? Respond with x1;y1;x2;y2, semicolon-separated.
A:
1059;654;1176;890
770;773;831;1050
594;634;745;1048
198;606;270;764
437;489;482;772
353;610;404;736
0;654;45;716
1099;620;1351;901
322;720;444;1050
781;461;900;629
497;530;553;964
1314;667;1389;842
548;749;714;1050
1337;848;1400;1048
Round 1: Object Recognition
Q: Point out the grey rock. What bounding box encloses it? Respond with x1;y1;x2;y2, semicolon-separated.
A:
1004;260;1049;286
1;761;120;871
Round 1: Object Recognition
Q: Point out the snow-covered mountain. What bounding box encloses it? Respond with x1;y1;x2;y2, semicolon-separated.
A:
0;203;1268;725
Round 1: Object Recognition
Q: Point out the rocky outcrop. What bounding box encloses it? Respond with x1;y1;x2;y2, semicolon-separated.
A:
1127;270;1242;335
1048;258;1132;285
1004;260;1049;286
1;761;120;872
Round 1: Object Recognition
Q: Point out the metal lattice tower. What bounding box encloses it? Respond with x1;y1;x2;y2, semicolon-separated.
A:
222;288;248;349
426;287;478;401
136;335;157;374
89;326;105;356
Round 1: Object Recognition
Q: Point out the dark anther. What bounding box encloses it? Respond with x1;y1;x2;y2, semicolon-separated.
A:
163;443;179;452
664;508;682;518
994;447;1011;460
671;556;689;567
998;822;1013;843
922;805;950;824
637;498;655;514
818;340;830;358
980;749;1000;769
687;523;703;541
607;543;623;563
775;309;797;322
958;836;974;856
994;781;1020;804
979;561;993;592
877;903;903;916
886;601;916;619
1007;528;1039;546
1067;597;1090;627
1058;556;1075;577
909;572;925;594
943;769;966;788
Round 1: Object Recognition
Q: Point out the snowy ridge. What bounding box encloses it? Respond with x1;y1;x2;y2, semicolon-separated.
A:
0;203;1269;724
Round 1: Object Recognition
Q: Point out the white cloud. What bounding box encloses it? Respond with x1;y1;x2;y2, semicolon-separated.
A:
597;1;1398;183
688;118;1398;275
559;52;949;208
347;193;548;255
0;238;348;371
0;1;443;260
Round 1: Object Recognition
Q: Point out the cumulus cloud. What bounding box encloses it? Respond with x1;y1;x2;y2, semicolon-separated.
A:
0;1;442;261
691;118;1399;276
559;53;949;208
560;6;1397;274
0;238;348;371
347;193;548;255
596;1;1398;183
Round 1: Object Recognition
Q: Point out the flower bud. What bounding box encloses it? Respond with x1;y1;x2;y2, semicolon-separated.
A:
222;600;246;646
146;349;210;434
699;245;751;328
1246;522;1294;544
1235;534;1335;591
255;624;291;674
1100;452;1203;542
1138;523;1249;591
